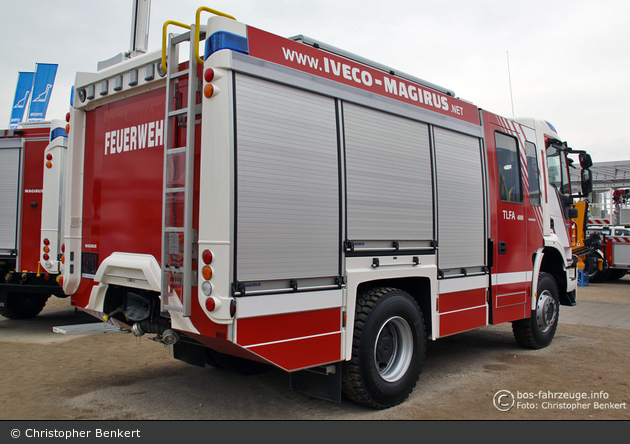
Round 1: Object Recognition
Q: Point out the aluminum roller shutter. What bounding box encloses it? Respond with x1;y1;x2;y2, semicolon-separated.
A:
434;127;485;269
0;144;20;251
343;103;433;241
235;74;340;281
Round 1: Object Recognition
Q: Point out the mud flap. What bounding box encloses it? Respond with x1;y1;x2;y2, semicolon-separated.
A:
561;289;577;307
173;340;207;368
289;363;342;403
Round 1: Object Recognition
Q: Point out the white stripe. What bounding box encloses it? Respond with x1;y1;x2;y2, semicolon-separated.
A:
236;289;343;319
495;271;533;285
243;330;339;349
438;275;489;294
439;303;487;316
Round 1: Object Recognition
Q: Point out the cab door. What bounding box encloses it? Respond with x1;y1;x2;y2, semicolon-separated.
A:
484;112;530;324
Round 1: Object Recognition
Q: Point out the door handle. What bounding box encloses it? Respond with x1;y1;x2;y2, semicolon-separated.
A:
498;241;507;255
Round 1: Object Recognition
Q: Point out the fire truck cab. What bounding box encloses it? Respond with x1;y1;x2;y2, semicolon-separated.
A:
61;7;592;408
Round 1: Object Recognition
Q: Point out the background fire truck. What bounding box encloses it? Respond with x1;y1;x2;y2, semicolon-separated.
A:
572;160;630;282
61;6;593;408
0;120;67;318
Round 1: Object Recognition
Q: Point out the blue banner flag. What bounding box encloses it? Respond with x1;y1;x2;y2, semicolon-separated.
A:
9;71;34;128
27;63;58;121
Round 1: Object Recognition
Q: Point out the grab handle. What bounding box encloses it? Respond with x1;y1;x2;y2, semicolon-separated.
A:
161;20;191;72
194;6;237;66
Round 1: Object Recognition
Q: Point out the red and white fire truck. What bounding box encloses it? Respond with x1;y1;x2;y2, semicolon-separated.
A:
61;7;593;408
586;184;630;282
0;120;68;318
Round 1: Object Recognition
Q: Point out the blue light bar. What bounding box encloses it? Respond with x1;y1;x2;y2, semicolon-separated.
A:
50;127;68;141
205;31;249;59
545;120;558;133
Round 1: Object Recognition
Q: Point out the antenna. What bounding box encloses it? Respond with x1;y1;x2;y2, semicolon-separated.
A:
507;51;515;117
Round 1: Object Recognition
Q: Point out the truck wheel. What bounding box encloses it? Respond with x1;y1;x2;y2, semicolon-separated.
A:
607;269;628;281
512;272;559;349
0;292;50;320
342;287;425;409
588;251;610;283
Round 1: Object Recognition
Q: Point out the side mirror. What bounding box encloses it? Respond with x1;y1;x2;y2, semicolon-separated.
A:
579;153;593;169
581;168;593;196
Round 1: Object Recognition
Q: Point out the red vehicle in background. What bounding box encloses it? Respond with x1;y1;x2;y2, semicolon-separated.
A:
0;120;67;318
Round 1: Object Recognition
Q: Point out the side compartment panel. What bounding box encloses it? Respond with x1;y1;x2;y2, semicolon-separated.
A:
0;142;21;253
433;127;485;270
235;74;340;281
437;276;488;337
343;102;433;242
19;139;49;271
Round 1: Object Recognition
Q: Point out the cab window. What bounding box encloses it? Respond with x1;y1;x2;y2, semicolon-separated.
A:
525;141;541;206
496;132;522;203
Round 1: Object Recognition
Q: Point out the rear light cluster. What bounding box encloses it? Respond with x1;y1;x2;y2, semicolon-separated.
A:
42;238;51;261
45;153;53;169
65;112;70;134
203;68;217;98
201;249;218;312
42;239;65;280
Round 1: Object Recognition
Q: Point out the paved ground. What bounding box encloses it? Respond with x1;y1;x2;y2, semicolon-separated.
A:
560;274;630;328
561;300;630;329
0;275;628;421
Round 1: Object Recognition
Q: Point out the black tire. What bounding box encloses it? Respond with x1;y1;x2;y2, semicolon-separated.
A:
606;269;628;281
512;272;559;349
588;251;610;283
342;287;425;409
0;292;50;320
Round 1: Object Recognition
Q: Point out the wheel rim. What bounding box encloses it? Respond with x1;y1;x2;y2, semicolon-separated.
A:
536;290;557;333
374;316;413;382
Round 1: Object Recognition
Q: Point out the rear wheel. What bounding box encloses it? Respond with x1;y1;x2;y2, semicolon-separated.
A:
513;272;559;349
0;292;50;319
588;250;610;283
342;287;425;409
607;269;628;281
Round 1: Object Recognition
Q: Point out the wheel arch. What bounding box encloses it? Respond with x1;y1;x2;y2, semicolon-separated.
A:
539;246;571;306
355;277;432;338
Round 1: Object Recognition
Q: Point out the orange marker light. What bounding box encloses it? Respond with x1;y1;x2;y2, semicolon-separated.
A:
202;265;213;280
204;84;214;98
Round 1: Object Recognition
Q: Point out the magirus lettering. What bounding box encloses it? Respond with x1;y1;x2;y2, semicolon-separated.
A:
104;119;164;155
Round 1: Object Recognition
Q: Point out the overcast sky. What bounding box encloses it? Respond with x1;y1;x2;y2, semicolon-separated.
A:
1;0;628;162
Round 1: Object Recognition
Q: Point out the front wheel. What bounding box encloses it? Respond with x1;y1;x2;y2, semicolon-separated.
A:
342;287;425;409
512;272;559;349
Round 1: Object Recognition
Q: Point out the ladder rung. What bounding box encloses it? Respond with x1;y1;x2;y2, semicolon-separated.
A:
166;187;185;194
170;69;190;80
168;108;189;118
164;227;185;232
166;147;187;154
